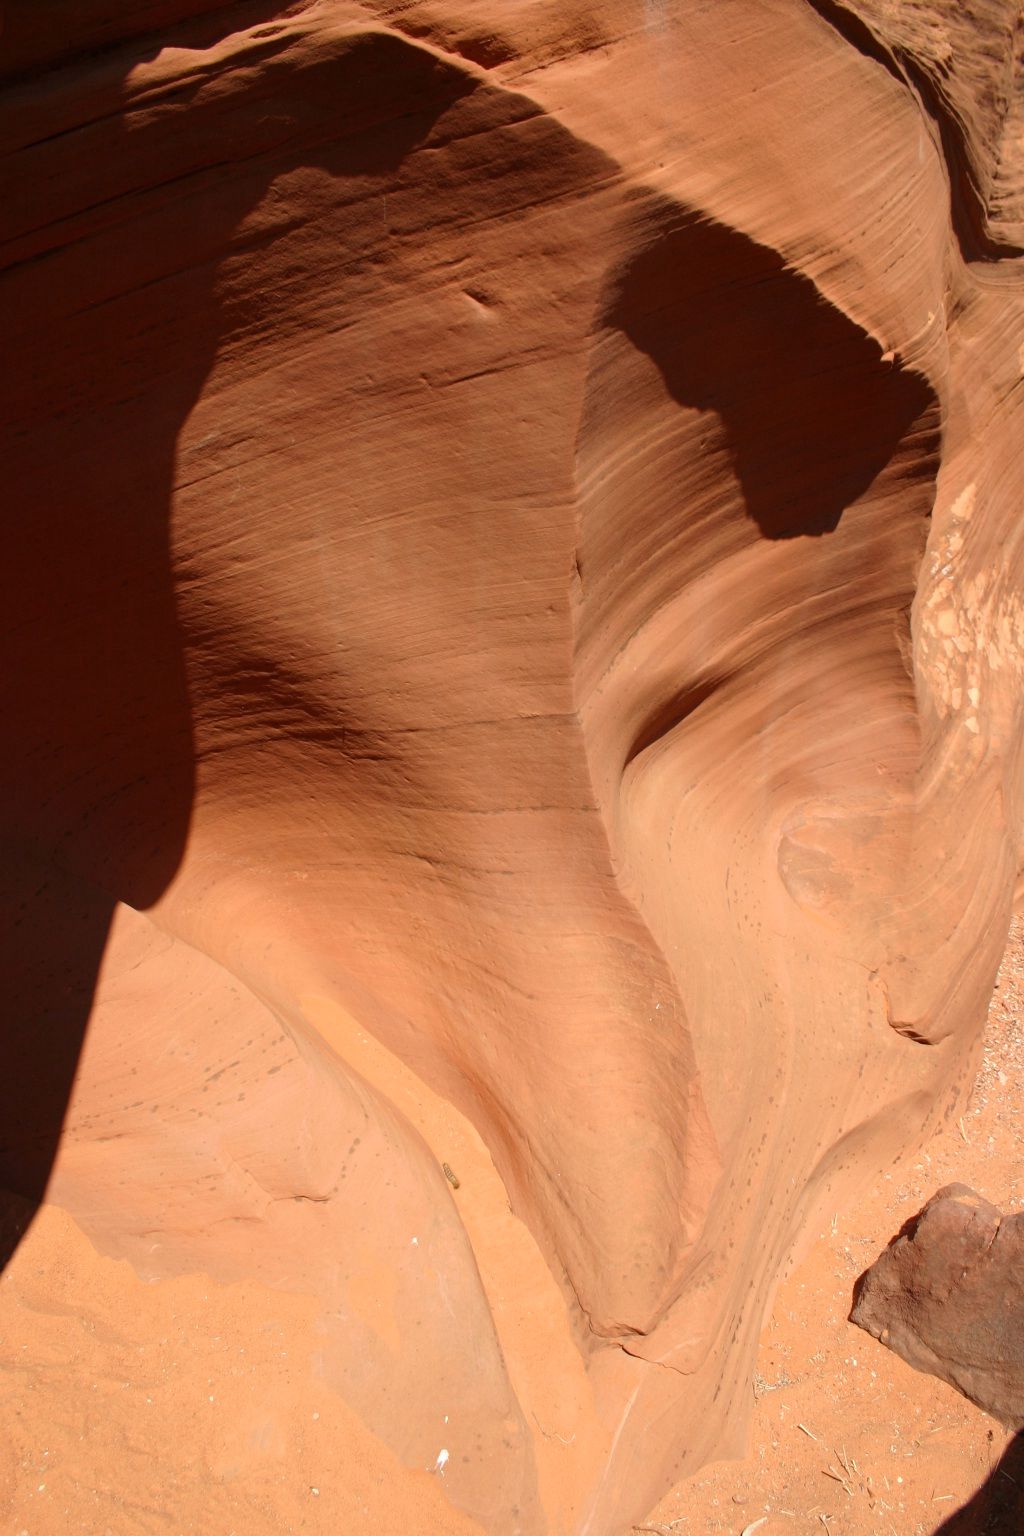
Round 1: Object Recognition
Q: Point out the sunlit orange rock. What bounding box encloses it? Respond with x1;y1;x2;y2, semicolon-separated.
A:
2;3;1023;1531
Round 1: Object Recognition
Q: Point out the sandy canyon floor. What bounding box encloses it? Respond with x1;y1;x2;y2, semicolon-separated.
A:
643;917;1024;1536
2;921;1022;1536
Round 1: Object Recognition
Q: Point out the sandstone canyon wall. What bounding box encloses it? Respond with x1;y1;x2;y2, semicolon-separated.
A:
2;2;1023;1532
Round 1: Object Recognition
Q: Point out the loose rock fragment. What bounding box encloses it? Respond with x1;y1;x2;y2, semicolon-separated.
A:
851;1184;1024;1428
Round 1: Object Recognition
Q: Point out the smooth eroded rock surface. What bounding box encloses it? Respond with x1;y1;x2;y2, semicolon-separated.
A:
2;2;1023;1532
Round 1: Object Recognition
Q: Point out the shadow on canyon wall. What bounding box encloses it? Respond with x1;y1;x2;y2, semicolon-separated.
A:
610;207;935;540
0;10;478;1267
582;198;939;770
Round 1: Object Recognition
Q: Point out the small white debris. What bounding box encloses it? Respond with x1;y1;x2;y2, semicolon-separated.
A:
310;1486;319;1496
434;1448;450;1475
312;1412;320;1421
411;1237;419;1246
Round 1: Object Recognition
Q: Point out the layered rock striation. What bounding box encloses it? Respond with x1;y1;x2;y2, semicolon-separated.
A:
2;2;1023;1531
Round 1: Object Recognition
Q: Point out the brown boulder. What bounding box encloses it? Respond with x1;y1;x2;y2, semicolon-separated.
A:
851;1185;1024;1428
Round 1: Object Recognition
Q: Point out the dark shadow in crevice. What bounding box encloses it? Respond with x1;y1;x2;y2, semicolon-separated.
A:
605;204;937;540
804;0;906;88
897;50;1024;262
624;674;733;770
933;1433;1024;1535
805;0;1024;262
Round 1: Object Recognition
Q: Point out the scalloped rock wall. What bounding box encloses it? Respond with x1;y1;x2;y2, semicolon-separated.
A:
2;3;1023;1532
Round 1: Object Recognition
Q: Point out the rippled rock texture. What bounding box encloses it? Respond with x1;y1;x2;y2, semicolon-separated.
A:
2;2;1023;1531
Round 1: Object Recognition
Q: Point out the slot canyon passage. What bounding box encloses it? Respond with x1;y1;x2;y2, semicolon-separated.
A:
2;1;1024;1532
